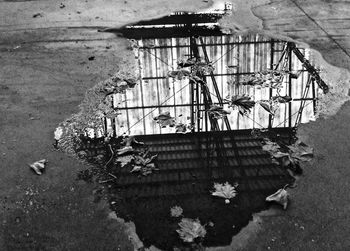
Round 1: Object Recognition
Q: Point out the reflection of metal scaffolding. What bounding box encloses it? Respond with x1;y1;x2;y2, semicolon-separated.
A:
188;38;326;132
269;41;326;128
110;13;328;136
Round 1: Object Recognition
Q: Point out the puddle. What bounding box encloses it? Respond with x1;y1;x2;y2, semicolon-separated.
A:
56;11;325;251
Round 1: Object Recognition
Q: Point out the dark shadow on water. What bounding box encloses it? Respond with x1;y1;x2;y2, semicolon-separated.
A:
76;128;295;250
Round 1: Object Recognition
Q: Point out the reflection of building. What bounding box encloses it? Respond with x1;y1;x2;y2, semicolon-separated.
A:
105;13;326;136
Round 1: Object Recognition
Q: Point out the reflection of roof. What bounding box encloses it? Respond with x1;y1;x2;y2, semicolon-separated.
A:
106;128;295;249
127;13;224;27
108;13;225;39
114;128;294;198
78;128;295;249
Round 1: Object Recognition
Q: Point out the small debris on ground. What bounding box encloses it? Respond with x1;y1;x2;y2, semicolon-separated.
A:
33;13;43;18
88;56;95;61
29;117;40;120
28;159;47;175
59;3;65;9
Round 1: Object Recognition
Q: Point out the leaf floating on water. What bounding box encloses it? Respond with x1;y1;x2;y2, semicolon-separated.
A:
176;218;206;243
130;165;142;173
130;153;158;176
262;139;314;173
116;155;134;167
266;187;289;210
287;141;314;162
211;182;238;204
170;205;183;218
262;139;281;153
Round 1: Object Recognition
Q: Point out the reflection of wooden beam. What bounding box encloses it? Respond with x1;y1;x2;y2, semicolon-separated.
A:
288;45;293;128
199;37;231;131
268;40;274;128
142;70;309;80
112;27;224;39
294;75;312;127
128;13;224;26
138;41;273;50
288;42;329;94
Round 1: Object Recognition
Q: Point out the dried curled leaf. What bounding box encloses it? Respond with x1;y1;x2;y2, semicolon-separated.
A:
262;139;313;174
287;140;314;162
266;187;289;210
29;159;47;175
176;218;206;243
262;139;281;153
211;182;238;204
130;152;158;176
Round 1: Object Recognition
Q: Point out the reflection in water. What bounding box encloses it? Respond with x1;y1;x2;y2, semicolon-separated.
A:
69;11;326;251
102;12;326;138
77;128;295;250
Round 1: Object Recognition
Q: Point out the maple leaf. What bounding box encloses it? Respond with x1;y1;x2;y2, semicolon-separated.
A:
211;182;238;204
176;218;206;243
